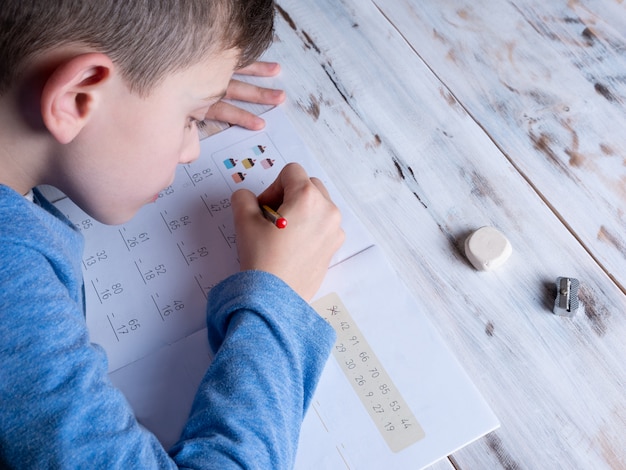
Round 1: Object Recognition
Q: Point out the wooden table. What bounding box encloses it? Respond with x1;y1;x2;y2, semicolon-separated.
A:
243;1;626;468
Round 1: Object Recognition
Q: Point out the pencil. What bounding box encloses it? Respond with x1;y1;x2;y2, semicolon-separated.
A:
261;205;288;229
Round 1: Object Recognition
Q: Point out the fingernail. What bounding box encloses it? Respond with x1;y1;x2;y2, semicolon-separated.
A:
272;90;286;102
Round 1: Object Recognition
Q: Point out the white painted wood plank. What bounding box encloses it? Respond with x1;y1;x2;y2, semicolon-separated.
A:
371;0;626;295
255;1;626;468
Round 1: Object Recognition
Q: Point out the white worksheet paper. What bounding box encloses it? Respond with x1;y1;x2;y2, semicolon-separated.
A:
54;107;498;469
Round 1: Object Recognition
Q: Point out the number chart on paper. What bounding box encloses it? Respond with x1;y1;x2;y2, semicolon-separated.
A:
55;133;286;372
313;292;426;453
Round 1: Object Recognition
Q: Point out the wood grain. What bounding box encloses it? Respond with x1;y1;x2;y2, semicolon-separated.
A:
258;0;626;468
371;0;626;295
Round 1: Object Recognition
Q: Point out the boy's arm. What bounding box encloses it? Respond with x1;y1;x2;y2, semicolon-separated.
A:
0;248;332;470
171;163;344;468
171;270;336;468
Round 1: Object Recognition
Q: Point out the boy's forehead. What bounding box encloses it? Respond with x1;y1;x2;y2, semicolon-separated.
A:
196;49;239;84
170;50;239;102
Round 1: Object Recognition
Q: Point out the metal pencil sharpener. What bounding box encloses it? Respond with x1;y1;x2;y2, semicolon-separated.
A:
553;277;580;317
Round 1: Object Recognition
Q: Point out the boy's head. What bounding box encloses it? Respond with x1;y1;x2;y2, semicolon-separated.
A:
0;0;275;96
0;1;275;225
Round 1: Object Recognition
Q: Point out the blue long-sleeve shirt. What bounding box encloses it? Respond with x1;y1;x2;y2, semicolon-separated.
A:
0;185;335;469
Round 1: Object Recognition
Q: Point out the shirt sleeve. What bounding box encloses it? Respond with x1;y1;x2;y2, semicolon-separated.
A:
170;270;336;469
1;245;335;469
0;244;176;469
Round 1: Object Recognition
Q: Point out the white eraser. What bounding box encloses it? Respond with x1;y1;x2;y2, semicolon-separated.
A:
464;226;512;271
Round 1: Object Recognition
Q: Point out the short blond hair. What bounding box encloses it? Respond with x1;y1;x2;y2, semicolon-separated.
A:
0;0;274;95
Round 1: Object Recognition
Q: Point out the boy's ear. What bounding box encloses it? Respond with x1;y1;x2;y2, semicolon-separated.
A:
41;53;113;144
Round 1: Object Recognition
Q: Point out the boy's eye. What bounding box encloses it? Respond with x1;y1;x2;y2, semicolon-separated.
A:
186;117;207;131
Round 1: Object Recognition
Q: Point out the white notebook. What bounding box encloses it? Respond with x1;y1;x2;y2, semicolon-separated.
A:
55;106;498;469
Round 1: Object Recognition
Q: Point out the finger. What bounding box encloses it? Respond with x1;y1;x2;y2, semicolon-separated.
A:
257;163;310;206
235;61;281;77
231;188;263;222
204;101;265;130
225;79;285;105
309;176;332;200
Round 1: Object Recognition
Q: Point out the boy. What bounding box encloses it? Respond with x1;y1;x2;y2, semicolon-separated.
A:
0;1;344;468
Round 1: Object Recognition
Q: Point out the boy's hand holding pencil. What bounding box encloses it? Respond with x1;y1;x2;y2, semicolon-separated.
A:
231;163;345;301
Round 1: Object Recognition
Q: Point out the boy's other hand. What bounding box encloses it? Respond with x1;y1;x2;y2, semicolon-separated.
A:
204;61;286;130
232;163;345;301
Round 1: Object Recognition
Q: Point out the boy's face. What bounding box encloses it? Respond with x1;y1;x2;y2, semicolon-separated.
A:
59;49;239;225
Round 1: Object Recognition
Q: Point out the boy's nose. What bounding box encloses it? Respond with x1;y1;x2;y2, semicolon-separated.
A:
179;137;200;164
